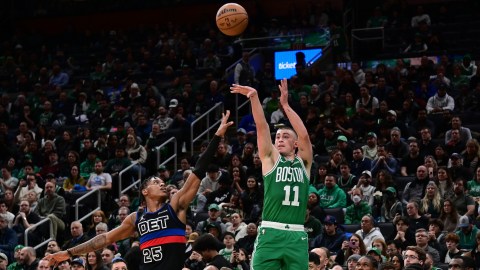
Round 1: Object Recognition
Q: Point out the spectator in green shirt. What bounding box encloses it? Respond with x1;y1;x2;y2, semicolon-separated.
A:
345;188;372;225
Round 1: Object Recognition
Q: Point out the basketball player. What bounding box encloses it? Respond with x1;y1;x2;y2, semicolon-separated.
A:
230;79;313;269
44;111;234;270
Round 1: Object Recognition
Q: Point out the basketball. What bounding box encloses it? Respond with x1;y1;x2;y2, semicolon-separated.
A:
216;3;248;36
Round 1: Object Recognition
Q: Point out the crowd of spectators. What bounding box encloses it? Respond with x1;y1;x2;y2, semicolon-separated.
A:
0;1;479;270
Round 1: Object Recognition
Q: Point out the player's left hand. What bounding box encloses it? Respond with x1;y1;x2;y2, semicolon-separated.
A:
43;251;70;267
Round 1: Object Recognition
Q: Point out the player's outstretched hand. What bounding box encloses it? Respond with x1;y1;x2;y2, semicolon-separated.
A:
215;110;234;137
230;84;257;98
43;251;69;267
278;78;289;106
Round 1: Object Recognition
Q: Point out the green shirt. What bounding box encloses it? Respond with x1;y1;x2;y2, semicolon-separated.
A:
262;155;309;224
345;201;371;224
467;179;480;197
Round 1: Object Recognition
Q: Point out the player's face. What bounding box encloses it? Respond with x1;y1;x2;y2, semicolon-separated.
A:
274;129;298;155
143;178;167;199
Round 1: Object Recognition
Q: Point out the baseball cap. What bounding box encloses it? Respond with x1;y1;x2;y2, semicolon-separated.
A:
169;99;179;108
324;215;337;224
14;245;24;251
337;135;348;142
386;187;396;194
157;165;167;171
237;128;247;135
46;173;55;179
95;89;104;96
366;132;377;138
187;232;199;243
71;258;85;267
367;247;382;256
362;170;372;178
387;110;397;117
208;204;220;211
450;153;462;159
459;215;472;228
130;83;139;89
0;253;7;263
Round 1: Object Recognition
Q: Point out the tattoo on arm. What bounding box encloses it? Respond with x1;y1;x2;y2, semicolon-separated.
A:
70;234;107;255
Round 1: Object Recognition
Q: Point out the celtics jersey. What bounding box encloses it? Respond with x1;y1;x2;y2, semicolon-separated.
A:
262;155;309;224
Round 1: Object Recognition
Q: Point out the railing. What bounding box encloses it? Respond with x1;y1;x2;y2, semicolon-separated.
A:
154;137;177;171
351;27;384;60
118;161;141;198
25;218;53;250
75;188;102;223
189;102;224;155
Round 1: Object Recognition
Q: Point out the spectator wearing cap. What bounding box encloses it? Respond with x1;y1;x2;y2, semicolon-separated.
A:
345;188;372;225
401;141;424;177
71;257;85;270
350;146;372;179
366;247;383;263
196;203;226;235
193;233;232;269
362;132;379;160
7;245;23;270
80;148;100;179
452;178;475;216
386;127;409;160
311;216;346;254
337;136;353;162
371;145;398;177
455;215;479;250
318;174;347;209
218;231;235;261
0;252;7;270
355;170;375;207
355;215;384;248
230;128;248;156
449;153;473;185
414;228;440;264
379;186;402;223
383;110;409;139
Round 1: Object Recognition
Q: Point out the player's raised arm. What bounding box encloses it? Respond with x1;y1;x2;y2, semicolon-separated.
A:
230;84;275;163
172;110;233;217
278;78;313;170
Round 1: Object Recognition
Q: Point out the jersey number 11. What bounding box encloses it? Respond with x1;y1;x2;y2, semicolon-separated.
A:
282;185;300;206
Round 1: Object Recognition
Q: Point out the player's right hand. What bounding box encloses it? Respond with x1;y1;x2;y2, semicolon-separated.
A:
230;84;257;98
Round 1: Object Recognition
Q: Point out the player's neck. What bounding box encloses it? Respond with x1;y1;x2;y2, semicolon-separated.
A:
145;199;164;212
282;153;295;161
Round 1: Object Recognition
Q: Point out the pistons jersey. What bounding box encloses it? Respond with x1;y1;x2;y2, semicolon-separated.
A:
136;203;186;270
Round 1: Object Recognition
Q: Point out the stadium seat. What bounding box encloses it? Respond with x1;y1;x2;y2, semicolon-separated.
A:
342;224;360;234
377;222;395;240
